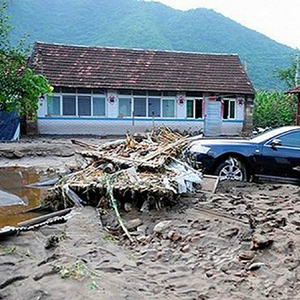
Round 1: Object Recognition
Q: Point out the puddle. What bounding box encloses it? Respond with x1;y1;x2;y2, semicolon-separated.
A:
0;167;50;228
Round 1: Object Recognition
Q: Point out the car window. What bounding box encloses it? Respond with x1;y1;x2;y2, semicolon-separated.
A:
251;127;300;144
276;131;300;148
251;127;293;143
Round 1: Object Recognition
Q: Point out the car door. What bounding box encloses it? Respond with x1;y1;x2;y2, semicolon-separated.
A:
258;131;300;181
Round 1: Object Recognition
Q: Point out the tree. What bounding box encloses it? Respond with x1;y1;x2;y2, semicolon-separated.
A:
253;91;296;128
275;52;300;88
0;1;52;118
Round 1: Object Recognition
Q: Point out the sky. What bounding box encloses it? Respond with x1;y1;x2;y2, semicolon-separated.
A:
149;0;300;49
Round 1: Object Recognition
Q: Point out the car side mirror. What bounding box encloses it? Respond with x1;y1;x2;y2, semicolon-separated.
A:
271;138;282;148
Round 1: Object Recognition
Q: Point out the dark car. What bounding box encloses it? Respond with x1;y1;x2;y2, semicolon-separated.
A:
184;126;300;183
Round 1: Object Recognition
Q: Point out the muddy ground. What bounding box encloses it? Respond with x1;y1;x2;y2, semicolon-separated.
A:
1;136;300;299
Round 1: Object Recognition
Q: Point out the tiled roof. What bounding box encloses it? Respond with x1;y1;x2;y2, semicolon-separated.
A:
287;86;300;94
29;42;254;95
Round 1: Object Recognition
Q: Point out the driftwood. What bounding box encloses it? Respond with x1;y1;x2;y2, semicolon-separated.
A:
18;208;72;227
43;127;203;239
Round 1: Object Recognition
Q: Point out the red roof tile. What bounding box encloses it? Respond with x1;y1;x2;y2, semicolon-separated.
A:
29;42;254;95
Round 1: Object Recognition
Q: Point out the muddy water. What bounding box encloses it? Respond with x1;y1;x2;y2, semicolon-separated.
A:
0;167;49;227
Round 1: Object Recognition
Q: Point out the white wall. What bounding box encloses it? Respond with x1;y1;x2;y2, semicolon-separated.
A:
38;92;246;136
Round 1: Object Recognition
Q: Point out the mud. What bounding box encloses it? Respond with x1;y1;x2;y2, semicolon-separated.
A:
0;136;300;299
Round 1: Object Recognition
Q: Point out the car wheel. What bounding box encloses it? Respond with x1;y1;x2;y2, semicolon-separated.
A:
214;157;247;181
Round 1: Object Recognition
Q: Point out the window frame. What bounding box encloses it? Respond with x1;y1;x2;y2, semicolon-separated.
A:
47;89;107;117
222;98;236;120
162;98;175;118
117;91;176;119
186;98;203;119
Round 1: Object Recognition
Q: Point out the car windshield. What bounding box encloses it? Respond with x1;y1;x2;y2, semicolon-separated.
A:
250;127;298;143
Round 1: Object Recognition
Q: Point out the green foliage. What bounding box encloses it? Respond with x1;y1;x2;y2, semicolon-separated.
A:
5;0;295;91
275;52;300;88
253;91;297;128
0;245;16;255
0;1;52;118
55;259;100;290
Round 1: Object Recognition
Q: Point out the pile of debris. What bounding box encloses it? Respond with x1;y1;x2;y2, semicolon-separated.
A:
44;128;203;213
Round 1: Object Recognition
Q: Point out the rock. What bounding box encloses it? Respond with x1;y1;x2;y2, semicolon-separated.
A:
190;236;200;243
137;224;148;234
167;231;182;242
126;218;143;230
247;262;265;271
290;219;300;227
136;235;147;243
219;227;239;238
3;151;14;158
205;270;214;278
153;220;172;234
238;251;255;261
180;244;190;253
251;233;273;250
124;202;132;212
193;231;202;237
13;150;24;158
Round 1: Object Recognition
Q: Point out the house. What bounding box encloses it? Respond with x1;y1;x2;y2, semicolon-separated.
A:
287;86;300;125
28;42;255;137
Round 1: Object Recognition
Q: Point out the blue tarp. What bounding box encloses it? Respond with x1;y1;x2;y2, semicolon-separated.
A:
0;109;20;141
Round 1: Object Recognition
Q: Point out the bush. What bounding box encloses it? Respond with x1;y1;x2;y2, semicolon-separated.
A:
253;91;297;128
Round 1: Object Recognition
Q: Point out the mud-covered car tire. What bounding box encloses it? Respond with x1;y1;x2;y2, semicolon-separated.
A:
214;158;247;181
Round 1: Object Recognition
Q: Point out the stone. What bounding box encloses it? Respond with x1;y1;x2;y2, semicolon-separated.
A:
247;262;265;271
180;244;190;253
238;251;255;260
153;220;172;234
126;218;143;230
124;202;132;212
13;150;24;158
167;231;182;242
251;233;273;250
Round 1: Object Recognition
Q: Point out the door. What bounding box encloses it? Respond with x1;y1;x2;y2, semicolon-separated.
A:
204;97;221;136
257;130;300;181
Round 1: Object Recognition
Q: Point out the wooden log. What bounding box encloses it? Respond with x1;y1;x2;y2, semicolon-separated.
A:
71;139;98;150
18;208;72;227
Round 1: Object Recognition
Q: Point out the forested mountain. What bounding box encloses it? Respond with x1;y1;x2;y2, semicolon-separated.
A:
6;0;295;90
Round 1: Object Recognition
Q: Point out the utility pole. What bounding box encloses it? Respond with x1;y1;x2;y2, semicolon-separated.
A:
295;51;299;87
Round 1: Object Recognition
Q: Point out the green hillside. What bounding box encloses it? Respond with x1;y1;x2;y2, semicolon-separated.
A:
6;0;295;90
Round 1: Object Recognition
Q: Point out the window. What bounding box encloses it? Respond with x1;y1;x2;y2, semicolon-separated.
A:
133;98;146;117
186;99;203;118
195;99;203;118
148;98;161;117
93;97;105;116
223;99;235;119
119;98;131;117
47;96;60;115
278;132;300;148
78;96;91;116
187;100;194;118
62;95;76;116
48;93;107;117
162;99;175;117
